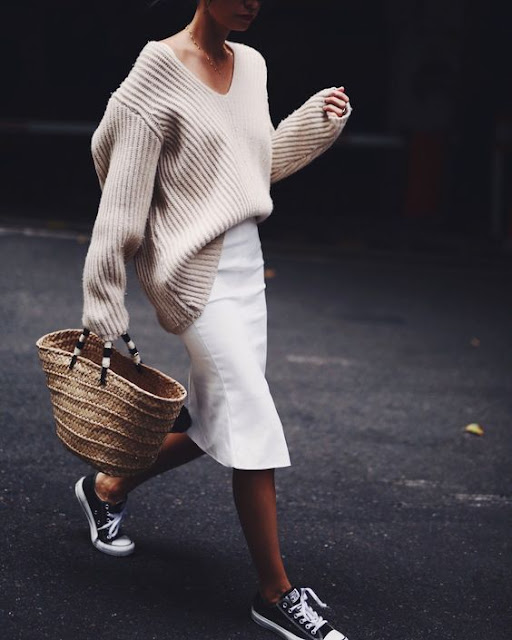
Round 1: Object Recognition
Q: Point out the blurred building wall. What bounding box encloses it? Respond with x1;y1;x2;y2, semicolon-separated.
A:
1;0;507;253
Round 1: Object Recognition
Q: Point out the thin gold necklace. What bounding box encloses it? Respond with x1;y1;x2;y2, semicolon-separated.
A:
185;23;233;75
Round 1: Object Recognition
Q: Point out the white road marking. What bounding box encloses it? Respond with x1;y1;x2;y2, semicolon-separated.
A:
286;354;353;366
0;226;89;241
389;479;511;507
453;493;512;506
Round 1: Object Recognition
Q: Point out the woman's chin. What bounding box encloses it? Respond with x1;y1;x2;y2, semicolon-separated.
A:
230;24;252;32
229;16;255;31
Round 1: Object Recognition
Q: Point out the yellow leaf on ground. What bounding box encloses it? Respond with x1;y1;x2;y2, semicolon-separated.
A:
464;423;484;436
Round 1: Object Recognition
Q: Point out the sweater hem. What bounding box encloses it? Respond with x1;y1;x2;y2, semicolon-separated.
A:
154;280;212;336
156;305;202;336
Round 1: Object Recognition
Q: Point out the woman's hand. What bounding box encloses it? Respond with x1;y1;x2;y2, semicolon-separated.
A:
323;86;350;117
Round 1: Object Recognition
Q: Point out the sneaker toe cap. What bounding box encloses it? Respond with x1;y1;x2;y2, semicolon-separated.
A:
324;630;349;640
110;535;133;547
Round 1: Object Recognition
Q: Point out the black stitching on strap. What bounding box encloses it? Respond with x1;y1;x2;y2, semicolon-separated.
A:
69;328;90;369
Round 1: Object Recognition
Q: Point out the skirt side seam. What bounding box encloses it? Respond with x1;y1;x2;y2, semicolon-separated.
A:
186;322;238;465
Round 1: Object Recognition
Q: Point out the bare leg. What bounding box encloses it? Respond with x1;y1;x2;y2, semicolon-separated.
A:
232;468;292;604
95;432;206;503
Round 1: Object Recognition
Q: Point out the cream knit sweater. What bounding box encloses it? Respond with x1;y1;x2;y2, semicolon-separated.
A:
81;39;353;341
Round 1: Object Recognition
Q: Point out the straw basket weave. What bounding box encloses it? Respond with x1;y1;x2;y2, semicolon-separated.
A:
35;328;188;477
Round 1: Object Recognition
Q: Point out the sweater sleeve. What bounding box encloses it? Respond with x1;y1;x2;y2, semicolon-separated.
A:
269;88;353;184
81;97;163;342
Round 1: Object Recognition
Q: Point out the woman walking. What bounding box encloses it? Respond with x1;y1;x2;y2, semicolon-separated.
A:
75;1;353;638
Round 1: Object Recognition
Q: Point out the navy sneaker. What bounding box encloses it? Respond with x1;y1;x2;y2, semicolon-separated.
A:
74;471;135;556
251;586;349;640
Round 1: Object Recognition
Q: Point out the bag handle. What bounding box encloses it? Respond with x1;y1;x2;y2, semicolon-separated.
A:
68;328;143;386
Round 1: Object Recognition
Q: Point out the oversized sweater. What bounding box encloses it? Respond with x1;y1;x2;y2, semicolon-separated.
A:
81;39;353;341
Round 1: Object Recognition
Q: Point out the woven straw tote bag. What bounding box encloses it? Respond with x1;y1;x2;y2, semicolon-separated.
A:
35;328;188;477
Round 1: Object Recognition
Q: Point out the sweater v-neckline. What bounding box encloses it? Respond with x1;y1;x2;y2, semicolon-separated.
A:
149;39;239;99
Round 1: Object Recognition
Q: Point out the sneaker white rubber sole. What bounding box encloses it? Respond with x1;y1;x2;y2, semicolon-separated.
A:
251;607;346;640
251;607;302;640
74;476;135;557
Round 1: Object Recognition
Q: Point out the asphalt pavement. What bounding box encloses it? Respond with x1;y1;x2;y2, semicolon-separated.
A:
1;224;511;640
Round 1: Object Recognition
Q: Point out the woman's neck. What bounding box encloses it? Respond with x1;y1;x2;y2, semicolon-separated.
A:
187;11;231;61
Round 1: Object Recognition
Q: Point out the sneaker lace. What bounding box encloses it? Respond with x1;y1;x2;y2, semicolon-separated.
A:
97;503;126;539
288;587;329;634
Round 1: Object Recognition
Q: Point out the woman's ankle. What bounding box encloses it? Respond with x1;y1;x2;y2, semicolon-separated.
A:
94;472;128;504
259;581;293;605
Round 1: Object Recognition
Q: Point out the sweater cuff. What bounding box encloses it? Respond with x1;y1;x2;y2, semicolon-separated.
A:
81;301;130;343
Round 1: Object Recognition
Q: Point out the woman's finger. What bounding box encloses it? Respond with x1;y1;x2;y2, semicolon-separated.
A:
324;95;348;110
331;89;349;101
335;86;349;98
323;105;347;117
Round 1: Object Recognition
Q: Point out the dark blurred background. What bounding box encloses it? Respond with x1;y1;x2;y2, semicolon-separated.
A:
1;0;510;258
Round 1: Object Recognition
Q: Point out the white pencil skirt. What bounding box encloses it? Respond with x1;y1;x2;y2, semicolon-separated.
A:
177;216;292;470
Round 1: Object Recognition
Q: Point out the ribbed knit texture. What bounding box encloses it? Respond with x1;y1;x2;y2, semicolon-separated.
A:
82;40;353;341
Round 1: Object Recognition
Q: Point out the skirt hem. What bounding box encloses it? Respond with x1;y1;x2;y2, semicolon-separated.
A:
186;419;292;470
